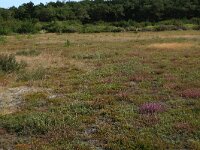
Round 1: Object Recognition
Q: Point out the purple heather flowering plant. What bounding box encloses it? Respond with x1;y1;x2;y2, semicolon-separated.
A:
139;102;166;114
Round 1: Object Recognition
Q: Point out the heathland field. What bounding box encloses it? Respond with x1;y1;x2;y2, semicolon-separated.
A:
0;31;200;149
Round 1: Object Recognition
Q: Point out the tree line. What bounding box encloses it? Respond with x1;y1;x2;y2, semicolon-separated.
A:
0;0;200;34
0;0;200;23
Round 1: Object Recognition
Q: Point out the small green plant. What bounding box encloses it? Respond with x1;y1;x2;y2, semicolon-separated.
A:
64;40;71;47
16;49;41;57
0;54;26;73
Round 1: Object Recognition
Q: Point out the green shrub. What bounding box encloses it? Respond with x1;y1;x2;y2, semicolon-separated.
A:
0;36;6;44
0;26;11;35
193;25;200;30
44;21;63;33
126;26;138;32
0;112;53;135
106;26;125;32
17;21;38;34
155;25;187;31
113;21;131;28
62;26;79;33
142;26;155;31
191;18;200;25
0;54;26;73
16;49;41;57
0;110;77;135
81;24;105;33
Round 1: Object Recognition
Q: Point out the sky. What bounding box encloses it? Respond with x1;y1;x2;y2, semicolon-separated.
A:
0;0;73;8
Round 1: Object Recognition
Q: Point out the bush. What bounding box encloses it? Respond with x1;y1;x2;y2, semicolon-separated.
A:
44;21;63;33
0;54;25;73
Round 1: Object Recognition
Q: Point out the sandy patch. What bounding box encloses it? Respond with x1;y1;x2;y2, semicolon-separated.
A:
0;86;61;115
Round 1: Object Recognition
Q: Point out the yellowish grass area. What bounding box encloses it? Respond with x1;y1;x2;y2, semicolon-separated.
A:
16;52;65;70
148;42;194;50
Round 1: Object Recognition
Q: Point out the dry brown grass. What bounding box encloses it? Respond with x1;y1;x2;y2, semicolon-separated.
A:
16;52;65;70
148;42;194;50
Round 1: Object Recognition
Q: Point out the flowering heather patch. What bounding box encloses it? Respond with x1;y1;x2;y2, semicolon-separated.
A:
181;88;200;99
139;102;166;114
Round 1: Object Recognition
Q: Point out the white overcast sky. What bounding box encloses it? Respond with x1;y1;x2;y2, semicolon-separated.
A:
0;0;78;8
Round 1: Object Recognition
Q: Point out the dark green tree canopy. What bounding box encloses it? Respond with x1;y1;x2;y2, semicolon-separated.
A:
0;0;199;22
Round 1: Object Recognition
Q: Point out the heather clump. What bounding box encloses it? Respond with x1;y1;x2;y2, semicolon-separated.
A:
139;102;166;114
181;88;200;99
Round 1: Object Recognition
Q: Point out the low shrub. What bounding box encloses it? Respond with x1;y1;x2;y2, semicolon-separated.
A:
81;24;106;33
193;25;200;30
0;54;26;73
17;21;38;34
0;26;11;35
191;18;200;25
44;21;81;33
155;25;187;31
16;49;41;57
126;26;138;32
107;26;125;32
0;36;6;44
62;26;79;33
17;67;46;81
112;21;132;28
0;112;53;135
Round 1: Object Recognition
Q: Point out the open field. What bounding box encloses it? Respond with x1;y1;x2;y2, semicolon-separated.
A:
0;31;200;149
